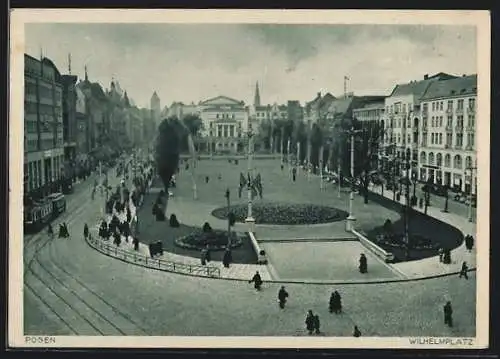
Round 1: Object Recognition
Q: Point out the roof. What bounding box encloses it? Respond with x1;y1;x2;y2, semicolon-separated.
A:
352;99;386;111
420;75;477;100
200;95;245;106
389;73;457;100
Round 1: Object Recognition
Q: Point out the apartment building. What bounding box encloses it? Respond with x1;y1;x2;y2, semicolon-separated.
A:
418;74;477;193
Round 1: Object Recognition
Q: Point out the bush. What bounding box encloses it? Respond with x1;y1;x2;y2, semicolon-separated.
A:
169;214;180;228
175;230;244;251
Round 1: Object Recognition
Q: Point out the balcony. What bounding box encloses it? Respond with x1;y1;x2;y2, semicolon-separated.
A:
455;107;464;115
455;144;462;150
421;112;428;119
446;108;453;115
466;123;475;132
455;124;464;133
445;124;453;132
421;123;428;131
467;107;476;115
465;144;474;151
444;143;451;149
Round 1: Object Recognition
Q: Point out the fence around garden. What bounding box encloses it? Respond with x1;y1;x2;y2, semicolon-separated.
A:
86;235;221;278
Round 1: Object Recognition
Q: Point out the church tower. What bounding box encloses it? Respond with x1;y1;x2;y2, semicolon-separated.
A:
254;81;261;107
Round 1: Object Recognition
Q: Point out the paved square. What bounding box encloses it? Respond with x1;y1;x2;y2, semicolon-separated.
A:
262;241;401;281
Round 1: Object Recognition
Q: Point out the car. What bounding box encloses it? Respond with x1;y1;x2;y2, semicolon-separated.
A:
422;183;447;197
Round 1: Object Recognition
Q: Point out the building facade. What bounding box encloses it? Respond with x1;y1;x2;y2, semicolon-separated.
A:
199;95;249;154
418;75;477;193
382;73;456;178
24;54;65;199
150;91;161;129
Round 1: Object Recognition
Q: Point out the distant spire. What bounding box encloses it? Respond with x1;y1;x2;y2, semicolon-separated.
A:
254;81;261;107
84;65;88;82
68;53;72;74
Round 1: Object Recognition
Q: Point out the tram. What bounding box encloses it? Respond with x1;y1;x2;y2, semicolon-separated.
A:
23;193;67;234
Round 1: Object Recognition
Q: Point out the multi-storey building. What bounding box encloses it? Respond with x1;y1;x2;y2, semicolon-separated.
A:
418;74;477;193
24;54;65;199
199;95;249;154
382;73;456;178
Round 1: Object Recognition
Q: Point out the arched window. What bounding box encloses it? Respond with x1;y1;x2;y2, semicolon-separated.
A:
444;154;451;168
436;153;443;167
454;155;462;169
428;152;435;165
420;151;426;164
465;156;472;169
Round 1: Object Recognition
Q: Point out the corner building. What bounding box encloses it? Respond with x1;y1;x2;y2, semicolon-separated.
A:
24;54;65;200
418;75;477;194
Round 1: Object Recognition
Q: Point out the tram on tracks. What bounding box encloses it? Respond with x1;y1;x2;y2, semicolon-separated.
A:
24;192;67;234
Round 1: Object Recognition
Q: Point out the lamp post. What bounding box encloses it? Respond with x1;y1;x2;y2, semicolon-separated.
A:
403;153;411;259
345;127;362;232
337;144;341;198
465;164;477;222
245;128;256;232
319;145;324;190
225;188;231;247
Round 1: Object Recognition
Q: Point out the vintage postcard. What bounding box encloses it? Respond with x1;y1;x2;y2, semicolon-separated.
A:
8;9;490;349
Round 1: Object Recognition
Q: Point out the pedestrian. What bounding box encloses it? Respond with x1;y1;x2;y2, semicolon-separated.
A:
292;167;297;182
444;301;453;327
465;235;474;252
223;248;232;268
353;326;362;337
459;261;469;280
438;247;444;263
313;315;321;335
133;237;139;251
200;248;207;266
83;223;89;239
204;245;211;263
329;291;342;314
205;176;209;184
305;310;314;335
359;253;367;273
278;286;289;309
63;222;70;238
281;164;284;171
113;231;121;247
47;223;54;238
249;271;263;291
443;249;451;264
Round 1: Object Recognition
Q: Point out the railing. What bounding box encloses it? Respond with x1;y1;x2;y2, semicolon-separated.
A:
455;124;463;132
86;235;221;278
467;107;475;115
455;108;464;115
248;232;268;264
446;108;453;115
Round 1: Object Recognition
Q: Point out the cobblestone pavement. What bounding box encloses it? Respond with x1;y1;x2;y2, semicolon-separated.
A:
23;158;477;337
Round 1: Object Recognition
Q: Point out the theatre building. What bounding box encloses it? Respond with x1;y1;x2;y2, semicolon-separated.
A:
198;96;249;154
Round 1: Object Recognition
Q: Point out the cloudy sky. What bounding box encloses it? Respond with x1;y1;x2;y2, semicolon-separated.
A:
25;23;477;108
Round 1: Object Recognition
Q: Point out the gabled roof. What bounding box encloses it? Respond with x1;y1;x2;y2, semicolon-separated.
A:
420;75;477;100
200;95;244;106
388;73;457;101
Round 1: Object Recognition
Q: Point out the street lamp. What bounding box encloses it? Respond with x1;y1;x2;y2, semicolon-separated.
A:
345;126;362;232
245;128;256;232
225;188;231;247
465;164;477;222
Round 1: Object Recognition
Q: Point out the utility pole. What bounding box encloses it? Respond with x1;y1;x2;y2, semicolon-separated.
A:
319;145;324;190
404;154;411;259
337;143;341;198
245;129;255;232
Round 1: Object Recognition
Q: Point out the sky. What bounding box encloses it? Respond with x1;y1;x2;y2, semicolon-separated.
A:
25;23;477;109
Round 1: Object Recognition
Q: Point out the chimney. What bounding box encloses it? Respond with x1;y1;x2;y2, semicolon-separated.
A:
424;74;429;80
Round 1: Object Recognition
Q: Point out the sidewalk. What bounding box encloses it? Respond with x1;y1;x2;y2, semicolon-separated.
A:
368;184;477;277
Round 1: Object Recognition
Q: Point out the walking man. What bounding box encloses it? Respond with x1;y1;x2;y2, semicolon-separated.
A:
305;310;314;335
459;261;469;280
47;223;54;238
83;223;89;240
249;271;263;291
444;301;453;327
278;286;289;309
313;314;321;335
353;326;362;337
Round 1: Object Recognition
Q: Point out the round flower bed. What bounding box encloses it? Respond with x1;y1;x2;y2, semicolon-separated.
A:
373;233;440;251
211;202;348;225
174;229;244;251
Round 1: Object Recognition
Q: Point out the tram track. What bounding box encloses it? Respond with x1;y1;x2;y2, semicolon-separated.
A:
23;159;150;335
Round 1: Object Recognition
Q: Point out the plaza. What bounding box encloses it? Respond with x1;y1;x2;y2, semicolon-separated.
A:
23;156;477;338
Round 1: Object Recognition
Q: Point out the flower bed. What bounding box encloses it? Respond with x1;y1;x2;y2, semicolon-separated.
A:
211;202;348;225
174;229;244;251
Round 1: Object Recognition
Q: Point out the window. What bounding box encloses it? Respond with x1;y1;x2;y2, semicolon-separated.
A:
436;153;443;166
403;104;406;113
439;133;443;144
407;134;411;143
440;102;443;111
428;152;435;165
439;116;443;127
216;114;219;119
456;133;463;147
468;115;475;128
420;151;427;164
229;126;234;137
431;133;435;144
432;102;435;111
453;155;462;169
468;98;475;109
457;99;464;109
